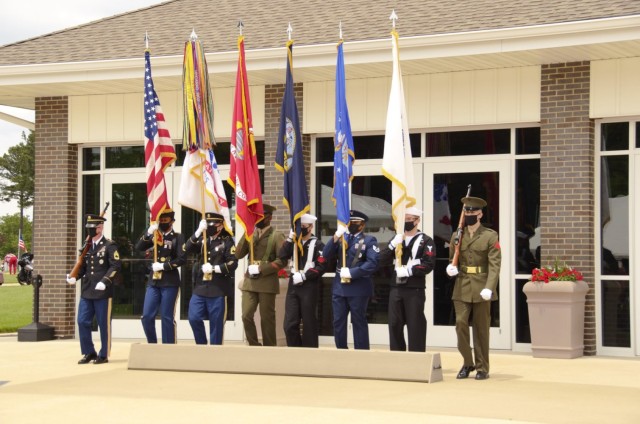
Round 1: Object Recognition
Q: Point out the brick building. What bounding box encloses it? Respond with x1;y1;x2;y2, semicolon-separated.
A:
0;0;638;356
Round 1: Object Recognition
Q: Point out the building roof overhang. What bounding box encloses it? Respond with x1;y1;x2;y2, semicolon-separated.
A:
1;14;640;110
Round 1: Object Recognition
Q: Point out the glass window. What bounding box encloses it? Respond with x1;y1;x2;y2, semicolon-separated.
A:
515;279;531;343
426;129;510;157
515;127;540;155
82;147;100;171
637;123;640;148
106;146;145;168
601;281;630;347
515;159;540;274
82;175;100;218
600;156;629;276
601;122;629;151
316;134;420;162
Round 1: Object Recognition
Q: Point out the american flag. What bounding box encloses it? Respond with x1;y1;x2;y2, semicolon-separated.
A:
144;50;176;222
18;233;26;252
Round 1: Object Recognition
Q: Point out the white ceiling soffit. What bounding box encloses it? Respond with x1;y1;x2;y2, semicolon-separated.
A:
1;14;640;109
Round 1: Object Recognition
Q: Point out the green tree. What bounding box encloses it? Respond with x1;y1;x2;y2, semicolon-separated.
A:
0;213;32;257
0;130;35;240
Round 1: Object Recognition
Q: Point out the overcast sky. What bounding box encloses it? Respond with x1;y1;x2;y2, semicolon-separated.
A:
0;0;166;217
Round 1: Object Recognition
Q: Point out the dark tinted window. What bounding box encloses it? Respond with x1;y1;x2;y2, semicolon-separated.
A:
426;129;509;157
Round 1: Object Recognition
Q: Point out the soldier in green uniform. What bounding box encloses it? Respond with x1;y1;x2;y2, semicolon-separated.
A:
235;204;286;346
446;196;501;380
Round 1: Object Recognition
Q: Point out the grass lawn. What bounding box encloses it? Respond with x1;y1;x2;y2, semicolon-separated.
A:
0;274;33;333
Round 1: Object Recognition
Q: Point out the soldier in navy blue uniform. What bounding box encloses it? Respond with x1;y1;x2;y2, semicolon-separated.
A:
135;209;186;344
67;214;121;364
278;213;327;348
379;207;436;352
185;212;238;345
323;210;379;350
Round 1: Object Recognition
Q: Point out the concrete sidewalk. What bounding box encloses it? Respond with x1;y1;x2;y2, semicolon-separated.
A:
0;335;639;423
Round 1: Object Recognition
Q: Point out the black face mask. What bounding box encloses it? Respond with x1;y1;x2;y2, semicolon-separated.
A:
348;223;362;234
464;215;478;226
404;221;416;232
159;222;172;232
206;225;221;237
256;220;269;229
301;227;310;237
87;228;97;238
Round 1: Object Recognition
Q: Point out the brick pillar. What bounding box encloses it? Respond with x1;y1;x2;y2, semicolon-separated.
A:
34;96;77;338
264;82;311;234
540;62;595;355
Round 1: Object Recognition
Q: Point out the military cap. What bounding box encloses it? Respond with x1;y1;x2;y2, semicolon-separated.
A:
85;214;106;227
405;206;423;217
349;210;369;222
301;214;317;224
263;204;277;215
461;196;487;211
205;212;224;224
160;208;175;220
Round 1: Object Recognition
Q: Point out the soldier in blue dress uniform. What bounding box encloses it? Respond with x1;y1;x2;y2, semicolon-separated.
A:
185;212;238;345
67;214;121;364
323;210;379;349
135;209;186;344
278;213;328;348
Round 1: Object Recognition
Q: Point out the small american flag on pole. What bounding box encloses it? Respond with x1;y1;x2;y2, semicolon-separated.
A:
18;233;26;252
144;49;176;222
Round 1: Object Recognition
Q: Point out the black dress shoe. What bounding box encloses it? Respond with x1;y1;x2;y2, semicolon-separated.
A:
456;365;476;379
93;356;109;364
78;352;97;364
475;371;489;380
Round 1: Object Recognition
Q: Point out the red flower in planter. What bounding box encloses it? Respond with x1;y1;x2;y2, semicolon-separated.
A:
531;260;583;283
277;268;289;279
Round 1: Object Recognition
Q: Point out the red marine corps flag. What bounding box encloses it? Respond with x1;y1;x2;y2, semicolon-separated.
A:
228;25;264;241
143;36;176;224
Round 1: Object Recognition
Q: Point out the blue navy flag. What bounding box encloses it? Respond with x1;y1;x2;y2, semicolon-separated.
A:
275;40;310;255
332;40;355;227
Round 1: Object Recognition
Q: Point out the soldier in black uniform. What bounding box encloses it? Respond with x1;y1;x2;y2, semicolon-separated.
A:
379;207;436;352
278;213;327;348
135;209;186;344
185;212;238;345
67;214;121;364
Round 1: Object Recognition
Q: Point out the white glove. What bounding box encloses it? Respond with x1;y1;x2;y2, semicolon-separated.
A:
66;274;76;285
446;264;459;277
147;223;159;235
389;234;403;249
288;229;295;241
95;282;106;291
339;267;351;279
214;265;222;274
152;262;164;272
292;272;304;285
334;225;347;239
248;264;260;276
195;219;208;237
202;263;213;274
480;288;492;300
395;266;410;279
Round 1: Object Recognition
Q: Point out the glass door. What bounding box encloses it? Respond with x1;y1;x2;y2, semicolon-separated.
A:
425;159;511;349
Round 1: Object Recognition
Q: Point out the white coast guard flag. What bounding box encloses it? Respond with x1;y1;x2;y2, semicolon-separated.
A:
381;29;416;233
178;148;233;235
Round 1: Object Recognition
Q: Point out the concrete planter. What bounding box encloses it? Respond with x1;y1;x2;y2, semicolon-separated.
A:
523;280;589;359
